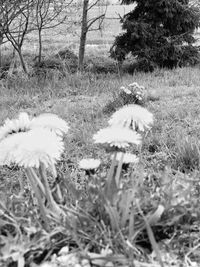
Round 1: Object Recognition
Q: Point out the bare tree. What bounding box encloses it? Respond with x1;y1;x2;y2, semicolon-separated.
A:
33;0;76;64
78;0;108;71
0;0;78;73
0;0;35;74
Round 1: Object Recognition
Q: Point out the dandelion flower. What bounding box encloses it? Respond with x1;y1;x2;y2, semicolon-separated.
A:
79;158;101;170
120;86;132;95
30;113;69;136
0;132;27;166
108;104;153;132
111;152;139;164
13;128;64;169
0;112;31;141
93;127;141;148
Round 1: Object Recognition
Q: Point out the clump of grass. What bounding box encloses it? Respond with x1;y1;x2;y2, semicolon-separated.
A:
173;136;200;173
84;56;119;74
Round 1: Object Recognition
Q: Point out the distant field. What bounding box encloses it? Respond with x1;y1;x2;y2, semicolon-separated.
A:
1;4;135;57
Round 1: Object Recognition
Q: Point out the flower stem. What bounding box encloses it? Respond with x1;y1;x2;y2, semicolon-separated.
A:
104;151;117;202
39;163;63;217
29;168;45;197
115;152;124;187
25;168;49;229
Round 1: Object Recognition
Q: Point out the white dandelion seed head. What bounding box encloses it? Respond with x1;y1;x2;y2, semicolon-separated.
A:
0;112;31;141
13;128;64;169
30;113;69;136
111;152;139;164
0;132;27;166
79;158;101;170
108;104;154;132
93;127;142;148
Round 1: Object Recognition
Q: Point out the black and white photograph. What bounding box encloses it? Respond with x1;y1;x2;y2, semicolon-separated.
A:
0;0;200;266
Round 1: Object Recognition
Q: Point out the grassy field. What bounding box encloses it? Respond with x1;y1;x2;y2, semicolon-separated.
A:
1;66;200;266
1;2;200;267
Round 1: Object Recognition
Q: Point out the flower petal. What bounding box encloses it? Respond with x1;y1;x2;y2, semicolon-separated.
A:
93;126;141;148
30;113;69;136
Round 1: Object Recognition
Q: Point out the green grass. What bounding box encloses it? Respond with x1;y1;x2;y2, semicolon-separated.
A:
1;66;200;266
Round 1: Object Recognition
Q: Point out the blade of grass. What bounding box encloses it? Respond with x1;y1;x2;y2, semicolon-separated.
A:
128;207;135;240
136;201;164;267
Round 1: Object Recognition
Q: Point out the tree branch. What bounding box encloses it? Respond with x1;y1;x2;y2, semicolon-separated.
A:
87;13;105;30
87;0;99;11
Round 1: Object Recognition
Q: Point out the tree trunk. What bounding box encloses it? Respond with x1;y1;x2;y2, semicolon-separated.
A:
0;29;3;68
17;48;28;74
38;28;42;64
78;0;89;72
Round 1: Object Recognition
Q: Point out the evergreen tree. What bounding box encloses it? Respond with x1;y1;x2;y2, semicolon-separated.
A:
110;0;200;71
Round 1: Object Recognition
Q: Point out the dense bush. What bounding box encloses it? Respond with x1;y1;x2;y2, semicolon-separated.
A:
33;48;78;77
55;47;78;73
32;52;119;77
84;56;119;74
111;0;200;71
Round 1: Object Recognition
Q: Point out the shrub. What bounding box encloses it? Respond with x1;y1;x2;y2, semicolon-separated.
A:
111;0;200;71
84;56;119;74
54;47;78;73
33;57;64;70
32;58;65;78
179;45;200;66
32;48;78;77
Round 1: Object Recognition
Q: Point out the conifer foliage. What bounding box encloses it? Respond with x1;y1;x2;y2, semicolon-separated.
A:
111;0;200;71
